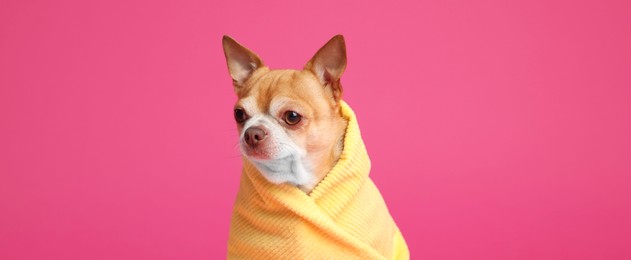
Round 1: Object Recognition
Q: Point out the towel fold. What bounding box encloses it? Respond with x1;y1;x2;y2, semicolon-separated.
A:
227;101;409;259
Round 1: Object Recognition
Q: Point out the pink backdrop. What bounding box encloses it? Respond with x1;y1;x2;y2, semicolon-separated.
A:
2;0;630;259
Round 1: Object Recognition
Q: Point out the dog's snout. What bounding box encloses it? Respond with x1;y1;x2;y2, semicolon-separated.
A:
244;127;267;147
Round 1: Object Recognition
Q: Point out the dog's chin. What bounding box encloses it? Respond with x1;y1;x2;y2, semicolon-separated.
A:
240;144;314;187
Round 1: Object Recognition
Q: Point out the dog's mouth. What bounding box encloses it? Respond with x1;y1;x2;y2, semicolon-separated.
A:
244;149;270;160
241;143;274;161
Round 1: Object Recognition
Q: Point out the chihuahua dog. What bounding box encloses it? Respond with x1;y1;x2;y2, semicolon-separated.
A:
223;35;348;193
223;35;409;259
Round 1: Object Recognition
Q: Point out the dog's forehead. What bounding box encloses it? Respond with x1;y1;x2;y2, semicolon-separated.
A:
239;70;321;113
238;95;297;116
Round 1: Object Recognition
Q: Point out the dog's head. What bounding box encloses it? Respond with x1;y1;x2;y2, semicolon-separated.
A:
222;35;348;190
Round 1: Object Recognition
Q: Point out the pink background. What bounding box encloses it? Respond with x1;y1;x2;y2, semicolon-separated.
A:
1;0;630;259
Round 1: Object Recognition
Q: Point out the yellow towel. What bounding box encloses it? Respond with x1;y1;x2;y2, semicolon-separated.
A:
227;101;409;259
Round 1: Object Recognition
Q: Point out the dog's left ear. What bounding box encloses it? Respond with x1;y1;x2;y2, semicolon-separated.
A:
304;35;347;101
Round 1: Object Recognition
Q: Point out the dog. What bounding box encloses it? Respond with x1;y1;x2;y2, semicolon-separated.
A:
223;35;347;194
223;35;409;259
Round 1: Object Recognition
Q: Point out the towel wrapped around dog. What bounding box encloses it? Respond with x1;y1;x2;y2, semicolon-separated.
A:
227;101;409;259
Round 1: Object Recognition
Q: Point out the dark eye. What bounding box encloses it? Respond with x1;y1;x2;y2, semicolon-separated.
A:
234;108;247;123
283;111;302;125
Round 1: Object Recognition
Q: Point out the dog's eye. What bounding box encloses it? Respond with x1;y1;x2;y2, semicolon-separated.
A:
234;108;247;123
283;111;302;125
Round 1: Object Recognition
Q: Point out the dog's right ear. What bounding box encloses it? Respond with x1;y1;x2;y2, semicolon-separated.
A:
222;35;264;87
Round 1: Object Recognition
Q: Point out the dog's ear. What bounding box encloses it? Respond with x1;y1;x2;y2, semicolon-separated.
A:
222;35;264;87
304;35;347;101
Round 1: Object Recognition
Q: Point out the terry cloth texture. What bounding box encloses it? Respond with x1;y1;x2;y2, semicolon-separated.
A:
227;101;409;259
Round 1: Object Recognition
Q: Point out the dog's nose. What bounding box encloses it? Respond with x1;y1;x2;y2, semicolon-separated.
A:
244;127;267;147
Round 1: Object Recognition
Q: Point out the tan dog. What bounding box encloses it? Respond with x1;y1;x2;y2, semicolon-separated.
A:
223;35;409;259
223;35;348;193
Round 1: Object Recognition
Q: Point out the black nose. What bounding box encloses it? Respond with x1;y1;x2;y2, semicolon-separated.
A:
244;127;267;147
